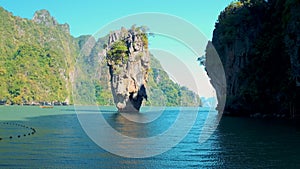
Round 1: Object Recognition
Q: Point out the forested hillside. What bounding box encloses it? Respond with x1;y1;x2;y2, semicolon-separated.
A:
0;8;77;104
0;7;201;107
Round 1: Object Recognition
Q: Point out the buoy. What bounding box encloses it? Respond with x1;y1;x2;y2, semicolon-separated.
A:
1;123;37;140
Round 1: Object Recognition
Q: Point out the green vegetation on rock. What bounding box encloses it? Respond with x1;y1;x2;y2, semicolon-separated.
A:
79;34;201;107
0;6;201;107
206;0;300;117
0;7;77;104
107;40;128;65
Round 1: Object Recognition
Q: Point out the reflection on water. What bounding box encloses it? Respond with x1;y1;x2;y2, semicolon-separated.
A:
110;113;148;138
0;106;299;168
106;109;178;138
119;107;166;124
76;106;200;158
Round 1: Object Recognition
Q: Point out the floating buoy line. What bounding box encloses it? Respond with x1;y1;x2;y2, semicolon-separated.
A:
0;122;36;141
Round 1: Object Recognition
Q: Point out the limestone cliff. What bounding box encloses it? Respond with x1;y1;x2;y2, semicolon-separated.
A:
105;27;149;112
76;30;201;108
0;7;76;105
0;6;200;107
205;0;300;118
33;9;70;34
284;1;300;87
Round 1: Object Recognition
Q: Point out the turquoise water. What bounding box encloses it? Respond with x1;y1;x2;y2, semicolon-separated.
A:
0;106;299;168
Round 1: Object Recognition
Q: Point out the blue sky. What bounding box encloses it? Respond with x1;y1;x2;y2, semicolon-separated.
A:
0;0;232;39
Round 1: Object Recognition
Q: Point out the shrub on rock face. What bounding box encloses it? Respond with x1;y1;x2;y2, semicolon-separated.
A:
106;40;128;65
105;27;150;112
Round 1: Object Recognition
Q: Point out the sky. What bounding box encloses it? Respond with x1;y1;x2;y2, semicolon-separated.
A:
0;0;232;39
0;0;233;97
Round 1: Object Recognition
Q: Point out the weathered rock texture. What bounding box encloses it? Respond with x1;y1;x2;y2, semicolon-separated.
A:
204;42;226;112
105;27;149;112
205;0;300;118
0;6;201;107
76;29;201;107
33;9;70;34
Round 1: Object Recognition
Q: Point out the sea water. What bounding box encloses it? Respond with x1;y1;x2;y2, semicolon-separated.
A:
0;106;299;168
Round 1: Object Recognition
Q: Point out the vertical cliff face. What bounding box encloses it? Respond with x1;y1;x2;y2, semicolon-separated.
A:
284;0;300;118
284;1;300;87
207;1;267;115
105;27;149;112
77;28;201;108
206;0;300;118
204;41;227;112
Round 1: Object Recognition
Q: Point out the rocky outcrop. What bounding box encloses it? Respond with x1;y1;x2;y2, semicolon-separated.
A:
105;27;149;112
205;0;300;118
32;10;57;26
77;29;201;107
205;1;266;115
204;42;226;112
32;9;70;34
